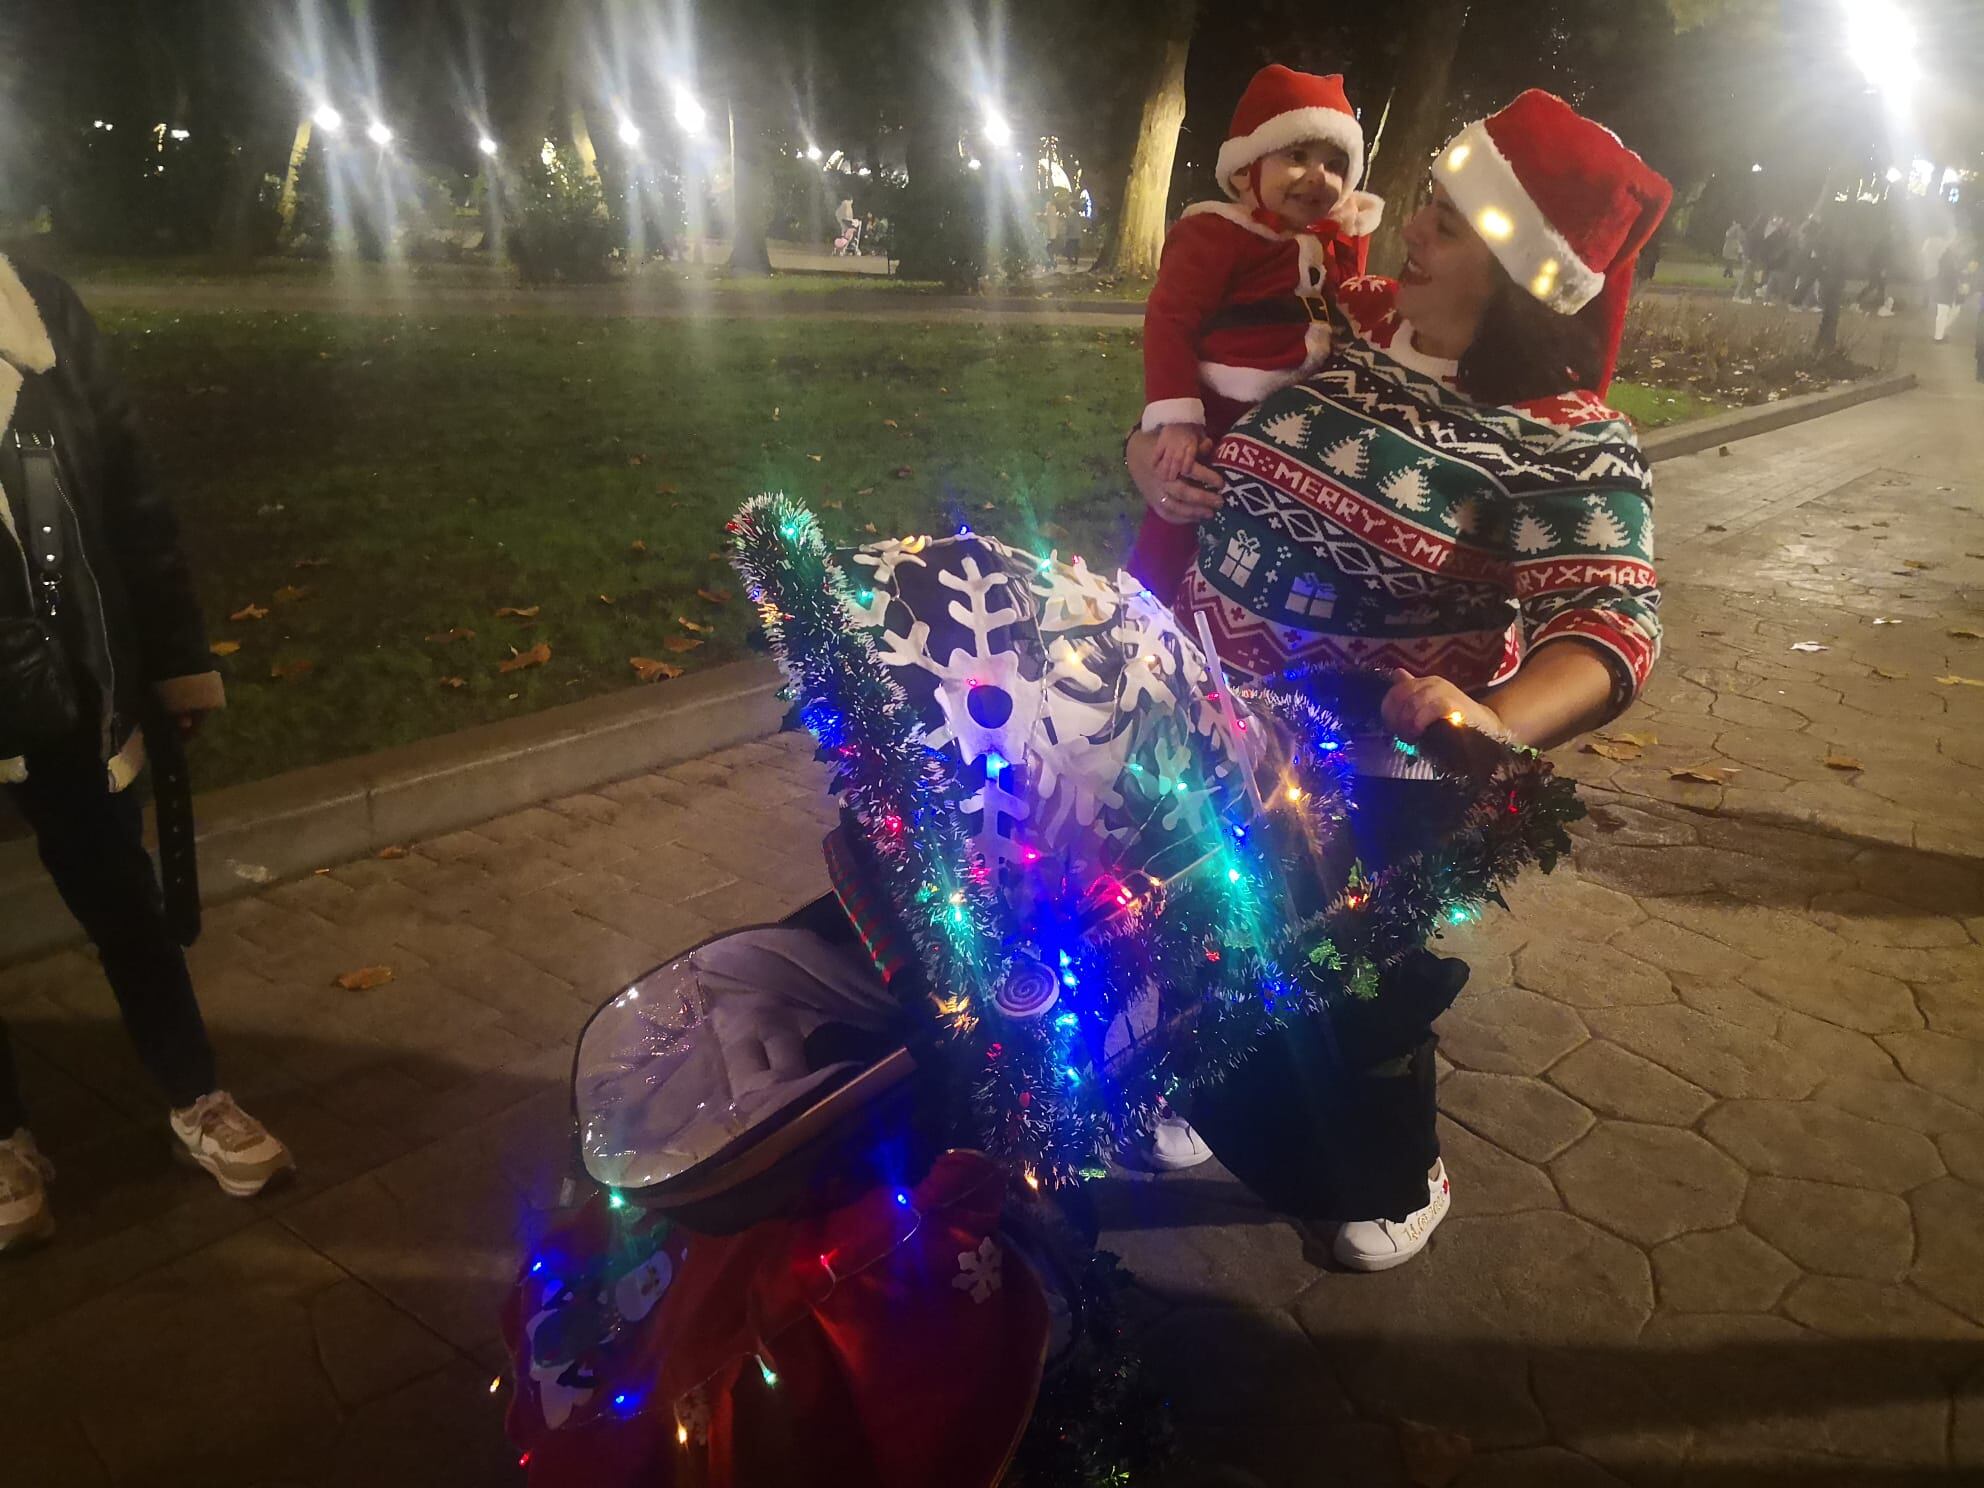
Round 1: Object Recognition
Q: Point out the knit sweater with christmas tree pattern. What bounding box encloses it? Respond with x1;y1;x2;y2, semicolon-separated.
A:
1177;276;1659;707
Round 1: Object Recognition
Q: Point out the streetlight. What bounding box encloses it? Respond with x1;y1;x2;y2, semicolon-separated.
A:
673;86;706;136
1886;165;1903;183
366;119;393;148
1842;0;1920;96
617;116;642;147
981;108;1012;148
805;144;823;162
477;134;499;158
1751;162;1764;173
312;104;343;134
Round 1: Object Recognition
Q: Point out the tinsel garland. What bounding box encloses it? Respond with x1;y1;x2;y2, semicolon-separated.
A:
728;494;1584;1187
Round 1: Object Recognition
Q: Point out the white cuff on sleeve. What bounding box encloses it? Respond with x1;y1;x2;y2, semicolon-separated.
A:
1141;397;1207;433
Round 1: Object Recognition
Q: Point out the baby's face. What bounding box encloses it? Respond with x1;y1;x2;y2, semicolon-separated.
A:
1245;142;1350;227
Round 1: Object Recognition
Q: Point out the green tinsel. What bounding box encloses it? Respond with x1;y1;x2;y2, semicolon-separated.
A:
729;495;1585;1180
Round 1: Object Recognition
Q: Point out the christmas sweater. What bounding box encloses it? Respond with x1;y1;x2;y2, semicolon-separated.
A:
1141;198;1377;435
1177;276;1660;706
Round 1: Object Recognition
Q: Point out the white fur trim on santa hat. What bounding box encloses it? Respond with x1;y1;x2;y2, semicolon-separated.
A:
1218;108;1365;200
1430;121;1605;314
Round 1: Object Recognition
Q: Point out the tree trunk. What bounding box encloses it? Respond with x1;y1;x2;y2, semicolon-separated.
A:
1363;0;1471;280
727;99;775;276
214;120;289;262
1092;0;1195;280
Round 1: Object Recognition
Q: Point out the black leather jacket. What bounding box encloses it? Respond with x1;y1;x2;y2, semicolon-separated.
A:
1;263;218;773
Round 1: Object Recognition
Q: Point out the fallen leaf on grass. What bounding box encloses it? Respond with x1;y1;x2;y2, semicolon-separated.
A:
1824;755;1864;771
855;487;875;498
882;418;899;429
630;656;683;682
1789;642;1829;653
676;616;710;633
1872;666;1908;680
1582;739;1643;762
596;594;615;606
821;500;843;511
376;845;409;860
1670;764;1741;784
270;659;314;680
655;482;679;496
806;453;823;463
500;642;552;674
230;603;269;622
438;675;466;689
630;539;649;554
335;965;395;991
893;465;914;479
862;522;878;533
210;640;241;657
272;584;310;604
495;605;541;619
661;635;703;653
696;587;732;605
1936;675;1984;687
706;550;726;561
425;627;476;644
1950;628;1984;640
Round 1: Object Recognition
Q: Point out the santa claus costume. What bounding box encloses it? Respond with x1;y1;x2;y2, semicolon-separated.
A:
1127;64;1384;599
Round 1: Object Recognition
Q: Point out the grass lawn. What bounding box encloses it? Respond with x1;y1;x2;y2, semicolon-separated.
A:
105;310;1150;791
99;306;1718;792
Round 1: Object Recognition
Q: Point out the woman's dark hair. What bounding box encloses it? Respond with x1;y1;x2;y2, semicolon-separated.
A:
1453;259;1604;406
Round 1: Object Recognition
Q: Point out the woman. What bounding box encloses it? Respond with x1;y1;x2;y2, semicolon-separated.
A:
1126;90;1668;1270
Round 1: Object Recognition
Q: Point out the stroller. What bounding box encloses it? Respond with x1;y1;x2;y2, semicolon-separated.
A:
500;499;1581;1487
501;848;1135;1488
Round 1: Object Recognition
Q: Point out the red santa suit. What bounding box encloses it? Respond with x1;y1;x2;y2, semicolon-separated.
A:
1128;66;1382;599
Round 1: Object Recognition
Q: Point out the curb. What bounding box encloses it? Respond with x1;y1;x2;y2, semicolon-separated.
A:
1637;371;1916;461
0;370;1921;967
0;659;784;965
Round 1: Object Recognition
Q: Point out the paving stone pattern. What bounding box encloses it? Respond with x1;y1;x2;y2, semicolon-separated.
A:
2;345;1982;1486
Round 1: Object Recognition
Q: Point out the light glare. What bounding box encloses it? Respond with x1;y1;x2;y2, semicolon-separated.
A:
366;119;393;147
478;134;499;158
673;87;707;135
312;105;343;134
982;109;1013;147
617;116;641;147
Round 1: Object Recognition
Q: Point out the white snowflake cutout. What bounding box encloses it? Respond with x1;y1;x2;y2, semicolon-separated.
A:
851;535;931;588
954;1236;1004;1303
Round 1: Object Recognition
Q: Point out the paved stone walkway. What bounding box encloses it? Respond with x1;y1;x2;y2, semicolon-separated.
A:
2;339;1981;1486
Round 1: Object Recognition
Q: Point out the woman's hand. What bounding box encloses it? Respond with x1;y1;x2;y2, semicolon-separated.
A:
1126;427;1222;526
1381;669;1510;743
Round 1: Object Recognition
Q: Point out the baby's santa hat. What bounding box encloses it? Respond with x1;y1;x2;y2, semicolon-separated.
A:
1430;89;1671;393
1217;65;1367;201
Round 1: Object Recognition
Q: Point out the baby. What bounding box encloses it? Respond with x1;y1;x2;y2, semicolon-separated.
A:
1132;65;1381;595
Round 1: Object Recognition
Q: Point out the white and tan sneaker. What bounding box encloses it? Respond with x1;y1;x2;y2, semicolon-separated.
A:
1332;1160;1451;1272
0;1128;55;1252
169;1092;294;1197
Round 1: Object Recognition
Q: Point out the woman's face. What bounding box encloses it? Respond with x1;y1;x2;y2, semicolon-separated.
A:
1397;183;1502;356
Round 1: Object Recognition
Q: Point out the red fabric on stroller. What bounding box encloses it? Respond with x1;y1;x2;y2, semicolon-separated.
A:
503;1150;1049;1488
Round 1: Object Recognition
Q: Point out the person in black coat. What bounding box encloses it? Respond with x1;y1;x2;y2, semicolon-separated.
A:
0;257;291;1252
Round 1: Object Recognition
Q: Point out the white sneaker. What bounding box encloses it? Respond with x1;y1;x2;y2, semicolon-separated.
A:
1122;1114;1214;1172
1332;1160;1451;1272
169;1092;294;1198
0;1128;55;1252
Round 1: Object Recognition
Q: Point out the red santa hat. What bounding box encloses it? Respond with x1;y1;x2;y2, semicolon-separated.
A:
1217;65;1366;200
1430;89;1671;392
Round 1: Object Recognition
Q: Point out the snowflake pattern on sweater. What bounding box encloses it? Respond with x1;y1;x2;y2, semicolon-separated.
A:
1179;277;1660;704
